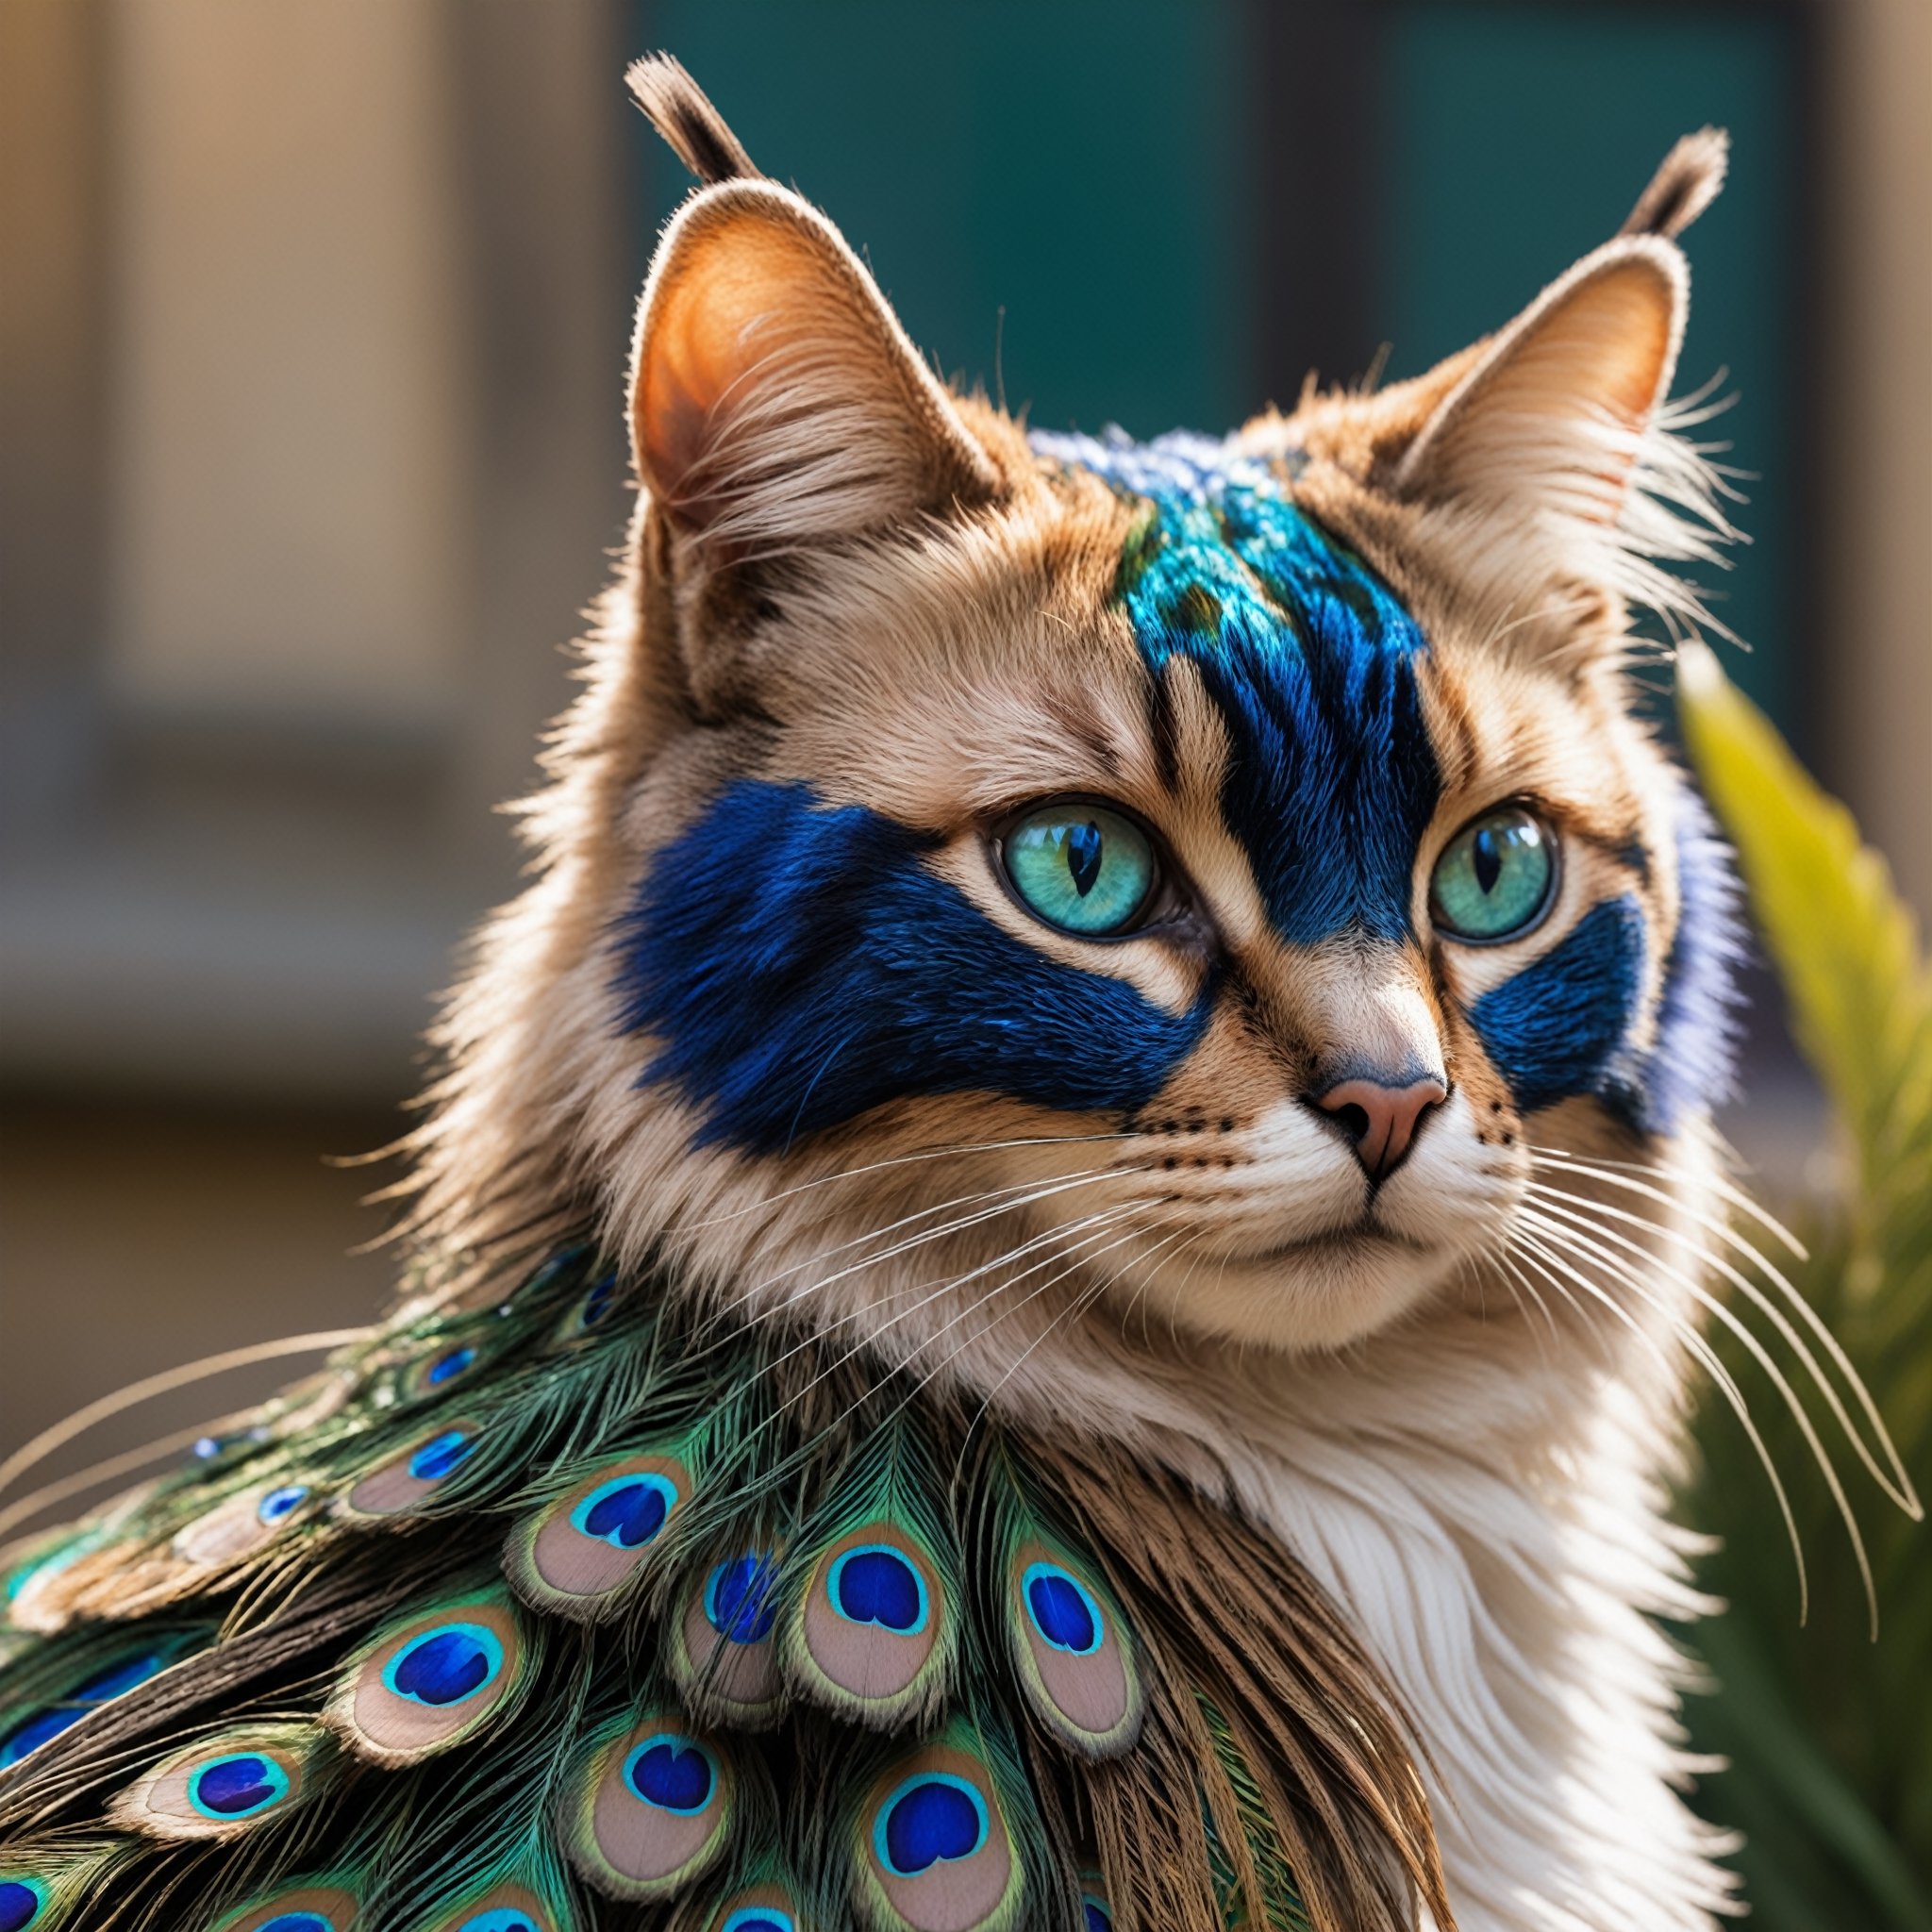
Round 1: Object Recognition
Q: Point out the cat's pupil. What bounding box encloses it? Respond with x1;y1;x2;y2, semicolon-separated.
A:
1066;822;1104;897
1473;825;1503;894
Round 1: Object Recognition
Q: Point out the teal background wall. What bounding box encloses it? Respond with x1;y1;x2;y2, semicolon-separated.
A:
628;0;1809;734
1379;2;1805;727
632;0;1257;441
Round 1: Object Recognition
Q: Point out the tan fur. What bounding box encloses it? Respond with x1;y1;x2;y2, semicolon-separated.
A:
387;98;1761;1932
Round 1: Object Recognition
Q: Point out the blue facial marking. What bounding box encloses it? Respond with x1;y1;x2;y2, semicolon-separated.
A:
618;779;1210;1153
1037;429;1441;946
1626;783;1742;1133
876;1774;990;1876
1469;896;1648;1115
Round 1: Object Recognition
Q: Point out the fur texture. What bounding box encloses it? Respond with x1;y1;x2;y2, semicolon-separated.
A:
0;66;1849;1932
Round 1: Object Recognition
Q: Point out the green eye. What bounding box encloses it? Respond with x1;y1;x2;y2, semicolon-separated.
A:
1002;802;1158;937
1430;807;1556;941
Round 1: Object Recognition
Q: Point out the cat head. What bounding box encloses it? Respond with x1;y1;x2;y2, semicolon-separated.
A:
413;63;1740;1364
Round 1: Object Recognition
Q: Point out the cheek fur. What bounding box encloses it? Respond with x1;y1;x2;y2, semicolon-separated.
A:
1467;894;1648;1116
614;778;1212;1153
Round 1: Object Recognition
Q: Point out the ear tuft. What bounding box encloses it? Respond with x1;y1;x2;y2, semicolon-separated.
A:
1620;127;1729;240
1391;234;1734;634
627;54;758;187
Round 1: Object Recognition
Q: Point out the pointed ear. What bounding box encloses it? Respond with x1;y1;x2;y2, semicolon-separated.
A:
1391;235;1687;526
628;178;1000;561
1384;133;1733;637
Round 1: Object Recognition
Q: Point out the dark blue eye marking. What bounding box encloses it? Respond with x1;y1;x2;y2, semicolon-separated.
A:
385;1624;502;1707
1037;429;1441;948
618;779;1210;1153
258;1484;309;1525
1469;896;1649;1114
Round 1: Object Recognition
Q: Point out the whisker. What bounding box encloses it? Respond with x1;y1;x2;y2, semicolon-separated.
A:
0;1330;366;1503
692;1161;1152;1334
1527;1141;1808;1260
1508;1225;1807;1619
1519;1201;1879;1622
674;1130;1139;1228
0;1418;251;1542
1525;1180;1917;1519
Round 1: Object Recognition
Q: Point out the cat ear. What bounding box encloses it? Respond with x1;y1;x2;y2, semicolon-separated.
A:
1389;131;1730;626
1392;237;1686;527
625;140;998;561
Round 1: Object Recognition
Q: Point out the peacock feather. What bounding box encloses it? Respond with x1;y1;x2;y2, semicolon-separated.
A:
0;1240;1446;1930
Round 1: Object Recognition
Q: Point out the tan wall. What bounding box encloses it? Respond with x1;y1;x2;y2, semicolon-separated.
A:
1828;0;1932;919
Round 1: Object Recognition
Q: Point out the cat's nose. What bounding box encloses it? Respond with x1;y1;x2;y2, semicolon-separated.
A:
1315;1076;1447;1180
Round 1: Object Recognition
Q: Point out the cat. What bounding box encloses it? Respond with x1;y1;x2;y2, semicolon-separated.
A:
417;70;1741;1930
0;56;1894;1932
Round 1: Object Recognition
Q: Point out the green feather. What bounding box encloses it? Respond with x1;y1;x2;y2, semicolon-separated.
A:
778;1402;962;1732
0;1840;130;1931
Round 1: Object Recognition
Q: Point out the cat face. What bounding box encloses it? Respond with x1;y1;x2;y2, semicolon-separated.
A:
425;99;1738;1359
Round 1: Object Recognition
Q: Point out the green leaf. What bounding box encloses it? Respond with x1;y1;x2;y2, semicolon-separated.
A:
1674;641;1932;1929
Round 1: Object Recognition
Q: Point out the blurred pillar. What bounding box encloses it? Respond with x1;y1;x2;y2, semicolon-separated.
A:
1826;0;1932;919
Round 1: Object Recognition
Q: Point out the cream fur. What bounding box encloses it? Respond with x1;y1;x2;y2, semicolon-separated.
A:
392;139;1794;1932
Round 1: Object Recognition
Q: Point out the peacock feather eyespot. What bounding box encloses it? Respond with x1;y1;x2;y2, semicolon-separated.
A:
425;1345;475;1389
1080;1891;1112;1932
506;1453;694;1617
0;1643;178;1769
719;1911;794;1932
1005;1540;1141;1758
456;1915;539;1932
0;1878;45;1932
213;1894;360;1932
829;1545;929;1636
257;1484;311;1527
1020;1562;1103;1655
705;1553;779;1643
188;1752;291;1821
873;1774;990;1876
329;1596;524;1766
565;1712;734;1902
408;1429;475;1483
624;1731;717;1813
381;1623;505;1707
571;1472;678;1551
855;1736;1020;1932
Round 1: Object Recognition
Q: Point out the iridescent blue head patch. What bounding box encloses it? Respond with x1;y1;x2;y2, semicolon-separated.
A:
1035;429;1441;946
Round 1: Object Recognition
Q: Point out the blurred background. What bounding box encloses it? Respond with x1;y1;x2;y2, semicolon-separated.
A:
1;0;1928;1907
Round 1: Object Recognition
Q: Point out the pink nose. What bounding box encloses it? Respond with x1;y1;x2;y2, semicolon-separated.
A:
1316;1076;1447;1180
